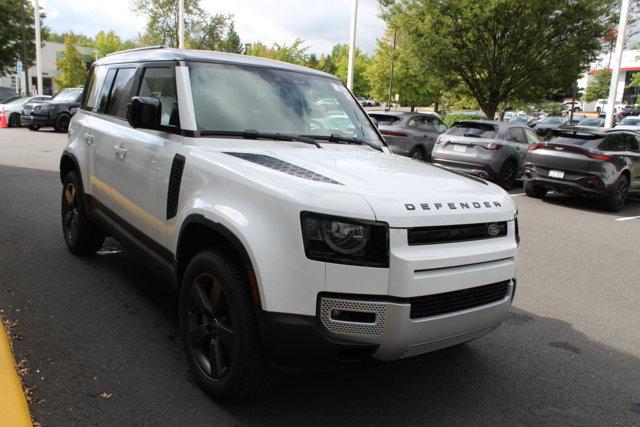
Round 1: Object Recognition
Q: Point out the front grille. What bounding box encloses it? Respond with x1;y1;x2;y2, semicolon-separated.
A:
408;222;507;245
409;281;509;319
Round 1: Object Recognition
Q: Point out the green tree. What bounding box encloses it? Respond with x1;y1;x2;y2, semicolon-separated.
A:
367;27;443;109
54;35;88;90
383;0;616;119
94;31;123;58
328;44;371;96
584;70;612;101
0;0;40;75
222;22;243;53
245;39;309;64
45;31;94;47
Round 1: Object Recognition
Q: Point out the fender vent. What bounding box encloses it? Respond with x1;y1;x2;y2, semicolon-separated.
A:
167;154;185;220
225;152;341;184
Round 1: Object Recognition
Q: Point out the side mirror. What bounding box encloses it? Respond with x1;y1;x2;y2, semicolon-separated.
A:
127;96;161;130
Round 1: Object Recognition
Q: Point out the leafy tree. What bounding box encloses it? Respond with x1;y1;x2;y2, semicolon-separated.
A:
246;39;309;64
0;0;40;75
46;31;94;47
382;0;616;119
367;27;443;109
327;44;371;96
94;31;124;58
222;22;243;54
54;35;88;90
584;70;612;102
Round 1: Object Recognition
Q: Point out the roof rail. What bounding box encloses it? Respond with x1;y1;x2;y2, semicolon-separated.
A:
105;45;168;57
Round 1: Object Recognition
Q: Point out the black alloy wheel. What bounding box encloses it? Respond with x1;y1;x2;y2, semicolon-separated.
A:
55;114;71;132
60;171;105;254
8;113;20;127
409;147;425;161
498;161;517;190
187;272;236;380
62;182;80;244
602;174;629;212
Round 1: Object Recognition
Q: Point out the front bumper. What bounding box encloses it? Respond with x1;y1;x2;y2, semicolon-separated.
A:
318;280;514;360
20;114;53;127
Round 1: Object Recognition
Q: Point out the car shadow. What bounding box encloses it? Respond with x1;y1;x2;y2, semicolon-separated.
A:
538;191;640;217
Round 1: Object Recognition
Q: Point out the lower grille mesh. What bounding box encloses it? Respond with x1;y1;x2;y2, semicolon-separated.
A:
409;281;509;319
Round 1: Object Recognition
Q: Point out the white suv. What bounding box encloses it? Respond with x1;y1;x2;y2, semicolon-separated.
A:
60;47;519;399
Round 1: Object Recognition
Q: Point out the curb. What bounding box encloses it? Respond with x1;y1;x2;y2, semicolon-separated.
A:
0;320;32;427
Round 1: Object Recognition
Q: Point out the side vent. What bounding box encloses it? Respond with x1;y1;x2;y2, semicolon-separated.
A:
167;154;186;220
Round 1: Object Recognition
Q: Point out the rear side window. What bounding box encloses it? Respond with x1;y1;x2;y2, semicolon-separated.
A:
369;114;400;125
137;67;179;128
105;68;137;118
601;134;639;152
507;128;527;144
446;122;497;139
96;69;117;114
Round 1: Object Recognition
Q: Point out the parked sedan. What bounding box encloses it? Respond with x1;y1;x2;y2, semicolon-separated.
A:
431;120;540;188
369;111;447;161
21;87;83;132
0;95;51;127
523;128;640;211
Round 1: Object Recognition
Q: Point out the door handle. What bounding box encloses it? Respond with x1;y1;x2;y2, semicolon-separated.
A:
114;144;127;158
83;132;94;145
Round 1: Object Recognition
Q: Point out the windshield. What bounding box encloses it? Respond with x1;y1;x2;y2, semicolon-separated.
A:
446;122;497;138
3;96;23;104
188;62;382;145
369;114;401;125
620;117;640;126
578;119;603;126
53;89;82;102
541;117;564;125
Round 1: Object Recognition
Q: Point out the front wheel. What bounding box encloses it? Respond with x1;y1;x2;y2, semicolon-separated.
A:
61;171;105;254
54;114;71;133
600;174;629;212
409;146;425;161
179;250;279;400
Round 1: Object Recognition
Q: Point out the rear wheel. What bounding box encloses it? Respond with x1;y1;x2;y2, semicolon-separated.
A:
54;114;71;133
497;161;517;190
8;113;20;127
409;146;425;161
61;171;105;254
600;174;629;212
179;250;279;400
524;181;547;199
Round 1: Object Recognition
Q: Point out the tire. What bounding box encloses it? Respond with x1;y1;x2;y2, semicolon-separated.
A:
524;181;547;198
179;250;279;400
61;171;105;254
497;161;517;190
8;113;20;128
409;146;425;161
27;125;39;131
54;113;71;133
600;174;629;212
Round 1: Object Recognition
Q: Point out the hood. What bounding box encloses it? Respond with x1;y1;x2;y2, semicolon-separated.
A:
204;142;516;227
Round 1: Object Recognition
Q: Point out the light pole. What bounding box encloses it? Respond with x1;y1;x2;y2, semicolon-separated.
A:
346;0;358;91
33;0;43;95
178;0;185;49
386;27;397;111
605;0;630;128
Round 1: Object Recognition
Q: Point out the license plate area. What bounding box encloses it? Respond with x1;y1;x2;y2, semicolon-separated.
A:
548;169;565;179
453;144;467;153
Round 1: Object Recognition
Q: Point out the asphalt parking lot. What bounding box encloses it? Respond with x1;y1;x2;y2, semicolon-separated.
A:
1;127;639;425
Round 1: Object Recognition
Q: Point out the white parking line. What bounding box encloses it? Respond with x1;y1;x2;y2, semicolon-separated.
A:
615;216;640;222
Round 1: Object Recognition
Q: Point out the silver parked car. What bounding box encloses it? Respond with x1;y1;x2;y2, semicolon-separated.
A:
431;120;541;188
369;111;448;161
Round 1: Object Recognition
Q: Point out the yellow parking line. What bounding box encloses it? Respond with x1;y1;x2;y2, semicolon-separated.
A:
0;321;32;427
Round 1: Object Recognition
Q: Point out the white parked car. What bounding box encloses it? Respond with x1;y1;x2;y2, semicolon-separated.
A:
0;95;51;127
60;47;519;399
562;100;582;112
593;99;625;114
614;116;640;131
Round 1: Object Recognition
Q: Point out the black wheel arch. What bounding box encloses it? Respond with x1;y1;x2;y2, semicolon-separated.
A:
60;150;81;183
176;214;259;304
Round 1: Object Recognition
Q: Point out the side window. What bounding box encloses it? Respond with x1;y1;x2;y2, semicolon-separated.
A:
507;128;527;144
524;128;540;145
419;117;437;132
407;117;419;128
105;68;137;118
137;67;179;128
83;66;107;111
601;135;625;151
622;134;639;152
630;135;640;153
96;68;117;114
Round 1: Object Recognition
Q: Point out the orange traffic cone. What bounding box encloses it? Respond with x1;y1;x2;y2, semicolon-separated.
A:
0;112;8;128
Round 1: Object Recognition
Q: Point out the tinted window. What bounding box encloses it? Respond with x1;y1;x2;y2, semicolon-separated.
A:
524;128;540;145
540;117;565;125
96;69;117;114
84;66;107;111
578;118;603;127
138;67;178;128
105;68;137;118
446;122;497;139
600;134;628;151
53;89;83;103
369;114;400;125
619;117;640;126
507;128;526;144
549;132;604;147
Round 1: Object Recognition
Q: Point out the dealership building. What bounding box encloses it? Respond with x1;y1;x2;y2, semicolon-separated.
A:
0;41;94;96
579;49;640;110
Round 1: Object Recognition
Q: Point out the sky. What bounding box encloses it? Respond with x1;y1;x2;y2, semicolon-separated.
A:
39;0;387;55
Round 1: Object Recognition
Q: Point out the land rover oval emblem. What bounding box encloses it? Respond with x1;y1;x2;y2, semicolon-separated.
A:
487;223;501;236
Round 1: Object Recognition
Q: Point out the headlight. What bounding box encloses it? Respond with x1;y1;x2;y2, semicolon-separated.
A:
301;212;389;267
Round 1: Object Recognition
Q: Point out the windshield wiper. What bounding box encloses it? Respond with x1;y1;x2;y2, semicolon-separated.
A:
303;133;384;152
200;129;322;148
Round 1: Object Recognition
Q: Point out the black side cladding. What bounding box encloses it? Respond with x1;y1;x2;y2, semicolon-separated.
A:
167;154;186;219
